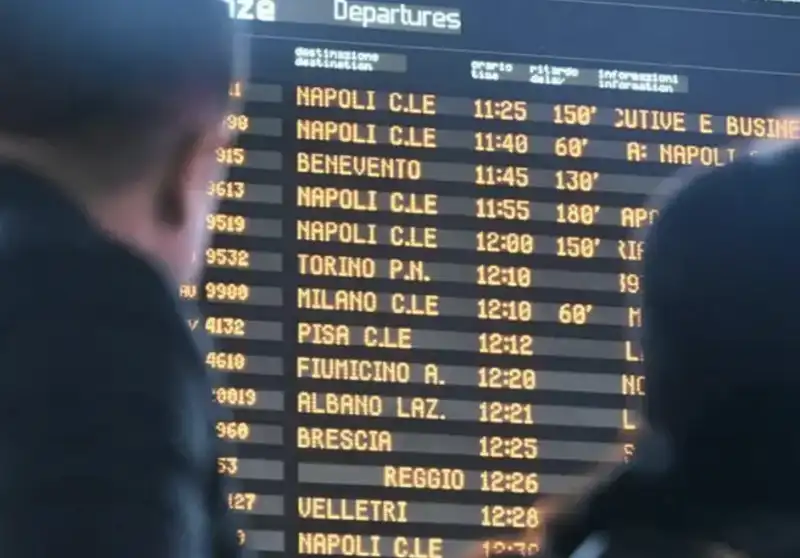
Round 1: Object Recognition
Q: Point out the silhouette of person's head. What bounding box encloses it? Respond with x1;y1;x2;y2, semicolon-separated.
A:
0;0;243;282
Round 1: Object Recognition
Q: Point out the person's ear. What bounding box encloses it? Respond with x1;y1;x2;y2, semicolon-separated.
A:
155;131;205;228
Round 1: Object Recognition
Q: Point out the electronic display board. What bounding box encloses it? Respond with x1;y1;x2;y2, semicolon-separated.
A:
188;1;800;556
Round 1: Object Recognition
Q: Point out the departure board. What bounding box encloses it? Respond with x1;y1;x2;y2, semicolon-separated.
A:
189;1;800;557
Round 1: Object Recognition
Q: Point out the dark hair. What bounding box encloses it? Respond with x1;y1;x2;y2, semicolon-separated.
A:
0;0;239;183
570;142;800;551
477;141;800;558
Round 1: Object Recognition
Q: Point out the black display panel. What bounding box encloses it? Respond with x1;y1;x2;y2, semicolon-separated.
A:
193;1;800;556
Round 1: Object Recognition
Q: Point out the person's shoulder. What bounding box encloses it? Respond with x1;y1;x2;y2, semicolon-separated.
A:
0;235;185;331
0;238;200;386
0;239;211;438
566;530;747;558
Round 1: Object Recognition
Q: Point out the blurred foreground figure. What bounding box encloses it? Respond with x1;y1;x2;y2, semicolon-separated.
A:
484;141;800;558
0;1;242;557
